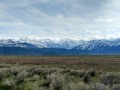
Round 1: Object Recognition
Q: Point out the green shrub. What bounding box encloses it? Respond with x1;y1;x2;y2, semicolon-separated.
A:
15;70;30;85
48;73;64;90
0;69;9;80
1;78;16;90
90;83;109;90
100;73;113;86
112;84;120;90
0;64;10;68
114;74;120;84
9;67;20;76
39;79;51;88
88;70;96;77
69;70;85;78
30;75;40;81
83;73;90;84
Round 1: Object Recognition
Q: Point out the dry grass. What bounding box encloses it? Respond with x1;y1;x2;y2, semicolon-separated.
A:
0;56;120;71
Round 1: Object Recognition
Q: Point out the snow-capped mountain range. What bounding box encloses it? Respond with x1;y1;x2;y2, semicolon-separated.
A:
0;37;85;49
1;37;120;49
1;37;120;55
73;39;120;50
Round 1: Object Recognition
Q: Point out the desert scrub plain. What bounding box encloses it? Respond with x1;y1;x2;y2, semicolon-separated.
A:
0;56;120;90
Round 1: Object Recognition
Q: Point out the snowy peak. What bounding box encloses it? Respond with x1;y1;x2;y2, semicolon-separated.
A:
73;38;120;51
0;39;37;48
0;39;16;44
18;37;84;49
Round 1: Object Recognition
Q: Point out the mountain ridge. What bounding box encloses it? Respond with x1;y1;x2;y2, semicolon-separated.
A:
1;37;120;55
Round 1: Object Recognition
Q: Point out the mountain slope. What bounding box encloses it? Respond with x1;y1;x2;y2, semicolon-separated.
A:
0;39;38;48
19;37;84;49
0;47;85;55
73;38;120;54
1;38;120;55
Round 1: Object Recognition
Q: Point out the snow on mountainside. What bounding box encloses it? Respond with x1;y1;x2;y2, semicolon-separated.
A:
1;37;120;51
0;37;84;49
73;38;120;50
18;37;84;49
0;39;37;48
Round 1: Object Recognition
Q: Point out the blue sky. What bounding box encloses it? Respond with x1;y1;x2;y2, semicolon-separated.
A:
0;0;120;40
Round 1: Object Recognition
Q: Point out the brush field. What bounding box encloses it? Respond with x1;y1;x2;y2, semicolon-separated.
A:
0;56;120;90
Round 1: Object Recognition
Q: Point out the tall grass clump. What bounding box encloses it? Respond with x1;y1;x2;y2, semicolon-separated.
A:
83;72;90;84
112;84;120;90
15;69;30;85
47;72;65;90
1;78;16;90
90;83;109;90
69;70;85;78
100;73;113;86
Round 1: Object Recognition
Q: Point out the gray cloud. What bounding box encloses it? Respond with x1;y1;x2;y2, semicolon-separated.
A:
32;0;108;18
0;0;120;39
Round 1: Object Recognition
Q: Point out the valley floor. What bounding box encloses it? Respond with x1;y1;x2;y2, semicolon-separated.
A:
0;56;120;71
0;56;120;90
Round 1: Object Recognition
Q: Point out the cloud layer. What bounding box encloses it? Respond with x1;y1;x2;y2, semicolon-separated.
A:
0;0;120;40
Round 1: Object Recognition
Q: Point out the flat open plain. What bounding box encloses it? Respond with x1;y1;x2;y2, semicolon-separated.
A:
0;56;120;71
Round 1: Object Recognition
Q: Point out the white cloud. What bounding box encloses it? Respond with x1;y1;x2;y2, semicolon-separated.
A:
94;18;114;23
